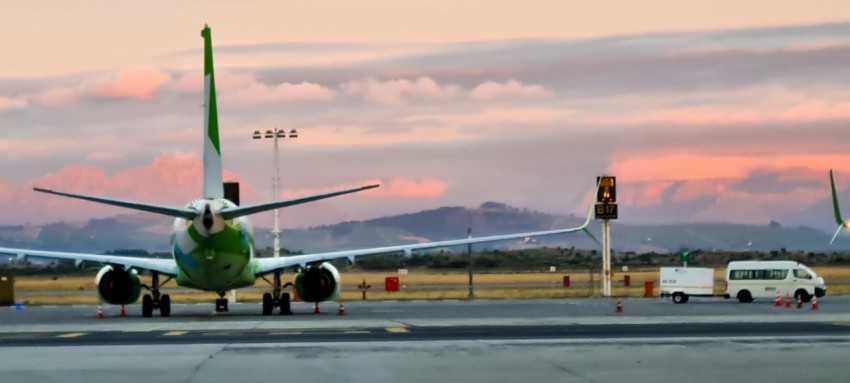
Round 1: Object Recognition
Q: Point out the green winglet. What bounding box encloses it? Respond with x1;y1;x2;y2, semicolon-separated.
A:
830;169;844;226
830;169;847;245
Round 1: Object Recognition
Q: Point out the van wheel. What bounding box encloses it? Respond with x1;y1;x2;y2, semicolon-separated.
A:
672;293;687;304
795;289;811;303
737;290;753;303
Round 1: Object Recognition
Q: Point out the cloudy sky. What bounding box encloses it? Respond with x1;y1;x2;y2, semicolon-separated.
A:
1;1;850;232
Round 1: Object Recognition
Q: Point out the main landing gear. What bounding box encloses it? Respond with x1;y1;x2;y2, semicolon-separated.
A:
141;271;171;317
262;270;293;316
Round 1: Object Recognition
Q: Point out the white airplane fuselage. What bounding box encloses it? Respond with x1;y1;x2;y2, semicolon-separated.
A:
171;199;256;291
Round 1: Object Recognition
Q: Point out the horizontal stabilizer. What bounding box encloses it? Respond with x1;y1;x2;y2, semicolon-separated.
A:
33;188;197;219
220;184;380;219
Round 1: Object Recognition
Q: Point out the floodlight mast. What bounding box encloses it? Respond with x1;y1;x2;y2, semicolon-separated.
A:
251;128;299;304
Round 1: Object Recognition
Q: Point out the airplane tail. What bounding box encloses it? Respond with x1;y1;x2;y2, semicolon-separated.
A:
31;25;378;220
829;169;847;244
201;25;223;199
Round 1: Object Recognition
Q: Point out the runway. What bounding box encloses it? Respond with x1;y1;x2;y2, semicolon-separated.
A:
3;297;850;382
2;322;850;347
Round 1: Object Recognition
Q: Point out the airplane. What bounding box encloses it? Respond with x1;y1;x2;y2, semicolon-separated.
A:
829;169;849;244
0;25;596;317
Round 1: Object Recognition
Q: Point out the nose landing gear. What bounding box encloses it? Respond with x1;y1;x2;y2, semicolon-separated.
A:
215;291;229;312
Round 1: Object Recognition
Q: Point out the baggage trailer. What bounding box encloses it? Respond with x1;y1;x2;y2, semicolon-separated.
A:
659;267;714;304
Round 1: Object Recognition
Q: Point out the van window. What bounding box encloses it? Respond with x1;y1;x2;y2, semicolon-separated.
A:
793;269;812;279
729;269;788;280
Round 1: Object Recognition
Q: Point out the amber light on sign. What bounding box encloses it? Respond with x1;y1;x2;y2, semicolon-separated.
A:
596;176;616;203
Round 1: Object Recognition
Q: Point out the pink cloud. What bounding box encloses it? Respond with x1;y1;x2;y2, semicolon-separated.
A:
32;86;79;107
87;67;169;100
671;179;730;203
0;96;28;111
619;181;674;207
782;101;850;121
174;72;203;93
15;154;263;224
226;81;335;105
174;70;255;94
588;98;850;126
280;177;449;200
606;145;850;222
469;80;552;102
342;77;461;106
607;107;764;125
609;148;850;183
0;177;17;204
378;178;450;199
176;70;335;105
0;138;64;159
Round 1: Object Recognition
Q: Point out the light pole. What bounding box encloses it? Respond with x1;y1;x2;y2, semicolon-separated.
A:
467;227;474;299
252;128;298;308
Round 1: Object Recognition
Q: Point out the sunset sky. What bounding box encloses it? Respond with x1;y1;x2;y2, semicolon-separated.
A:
1;1;850;233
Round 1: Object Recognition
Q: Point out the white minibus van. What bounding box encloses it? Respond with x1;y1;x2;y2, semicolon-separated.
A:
724;260;826;303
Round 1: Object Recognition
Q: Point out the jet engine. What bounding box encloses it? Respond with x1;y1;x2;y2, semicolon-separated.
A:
294;262;341;302
95;265;141;305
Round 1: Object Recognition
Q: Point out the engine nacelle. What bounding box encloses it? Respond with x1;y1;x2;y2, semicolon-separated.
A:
294;262;341;303
95;265;141;305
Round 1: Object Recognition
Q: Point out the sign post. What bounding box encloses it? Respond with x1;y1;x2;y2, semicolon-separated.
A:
595;176;617;297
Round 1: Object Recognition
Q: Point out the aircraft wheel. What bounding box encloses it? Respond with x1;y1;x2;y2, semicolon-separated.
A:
160;294;171;317
215;298;229;312
262;293;273;316
142;294;153;317
280;293;292;315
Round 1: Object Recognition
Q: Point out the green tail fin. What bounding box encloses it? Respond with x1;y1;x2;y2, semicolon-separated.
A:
201;25;223;199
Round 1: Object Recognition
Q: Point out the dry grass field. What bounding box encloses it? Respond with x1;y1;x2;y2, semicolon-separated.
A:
7;265;850;305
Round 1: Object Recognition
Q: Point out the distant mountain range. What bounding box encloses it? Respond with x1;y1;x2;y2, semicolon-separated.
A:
0;202;846;255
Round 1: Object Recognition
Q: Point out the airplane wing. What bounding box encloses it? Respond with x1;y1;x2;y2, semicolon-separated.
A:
34;188;197;219
0;247;178;276
220;184;379;220
253;202;597;274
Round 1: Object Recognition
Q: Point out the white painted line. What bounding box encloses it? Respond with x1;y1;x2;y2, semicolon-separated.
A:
56;332;87;338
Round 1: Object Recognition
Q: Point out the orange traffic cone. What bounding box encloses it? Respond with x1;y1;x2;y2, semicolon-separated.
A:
119;305;126;317
811;296;819;311
796;296;803;309
96;305;104;320
785;294;792;308
313;302;321;314
774;293;781;307
615;299;623;313
338;302;346;316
